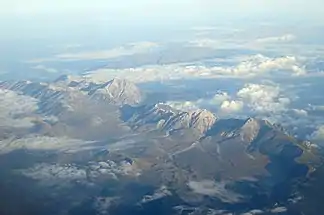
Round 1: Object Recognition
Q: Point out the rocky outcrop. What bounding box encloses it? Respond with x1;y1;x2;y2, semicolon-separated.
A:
162;109;216;134
239;118;262;143
1;76;144;108
88;78;143;106
122;103;216;136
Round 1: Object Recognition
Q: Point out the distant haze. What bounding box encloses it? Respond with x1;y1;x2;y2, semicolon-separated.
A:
2;0;324;25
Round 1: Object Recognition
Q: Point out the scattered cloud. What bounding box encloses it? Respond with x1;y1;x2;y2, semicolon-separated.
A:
240;209;264;215
237;83;290;113
188;32;297;52
188;180;243;203
32;65;58;73
87;160;140;179
186;37;245;50
0;136;95;154
310;125;324;141
228;54;306;76
220;100;244;113
292;109;308;117
20;163;87;182
0;89;59;128
270;207;287;213
141;186;171;203
255;34;296;43
0;89;39;128
28;41;160;62
85;54;306;83
166;101;199;112
210;92;232;105
166;91;231;112
187;38;223;49
166;83;290;116
19;159;140;186
307;104;324;112
162;81;319;138
56;41;159;61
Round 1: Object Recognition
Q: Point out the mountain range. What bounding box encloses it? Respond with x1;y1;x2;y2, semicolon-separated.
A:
0;75;323;215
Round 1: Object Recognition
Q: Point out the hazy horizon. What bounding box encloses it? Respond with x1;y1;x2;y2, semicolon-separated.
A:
2;0;324;24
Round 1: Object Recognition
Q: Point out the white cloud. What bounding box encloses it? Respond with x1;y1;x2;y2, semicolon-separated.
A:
20;163;87;182
255;34;296;43
0;136;95;154
164;83;290;116
230;54;306;76
32;65;58;73
220;100;244;112
19;160;140;186
166;101;199;112
240;209;264;215
307;104;324;111
166;91;231;112
187;38;223;48
292;109;308;117
141;186;171;203
209;92;231;105
310;125;324;141
188;33;297;52
237;83;290;113
188;180;243;203
186;37;244;49
85;54;306;83
28;41;159;62
0;89;39;127
88;160;140;179
0;89;59;128
270;207;287;213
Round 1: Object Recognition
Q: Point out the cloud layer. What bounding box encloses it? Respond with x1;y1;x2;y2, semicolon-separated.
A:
0;89;39;128
166;92;231;112
255;34;296;43
188;180;243;203
85;54;306;83
19;159;140;186
167;83;290;116
0;136;94;154
28;42;160;62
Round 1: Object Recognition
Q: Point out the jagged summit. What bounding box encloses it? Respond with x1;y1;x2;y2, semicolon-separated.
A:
163;108;217;134
1;75;144;109
89;78;143;106
53;75;144;106
239;117;262;142
122;103;216;136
